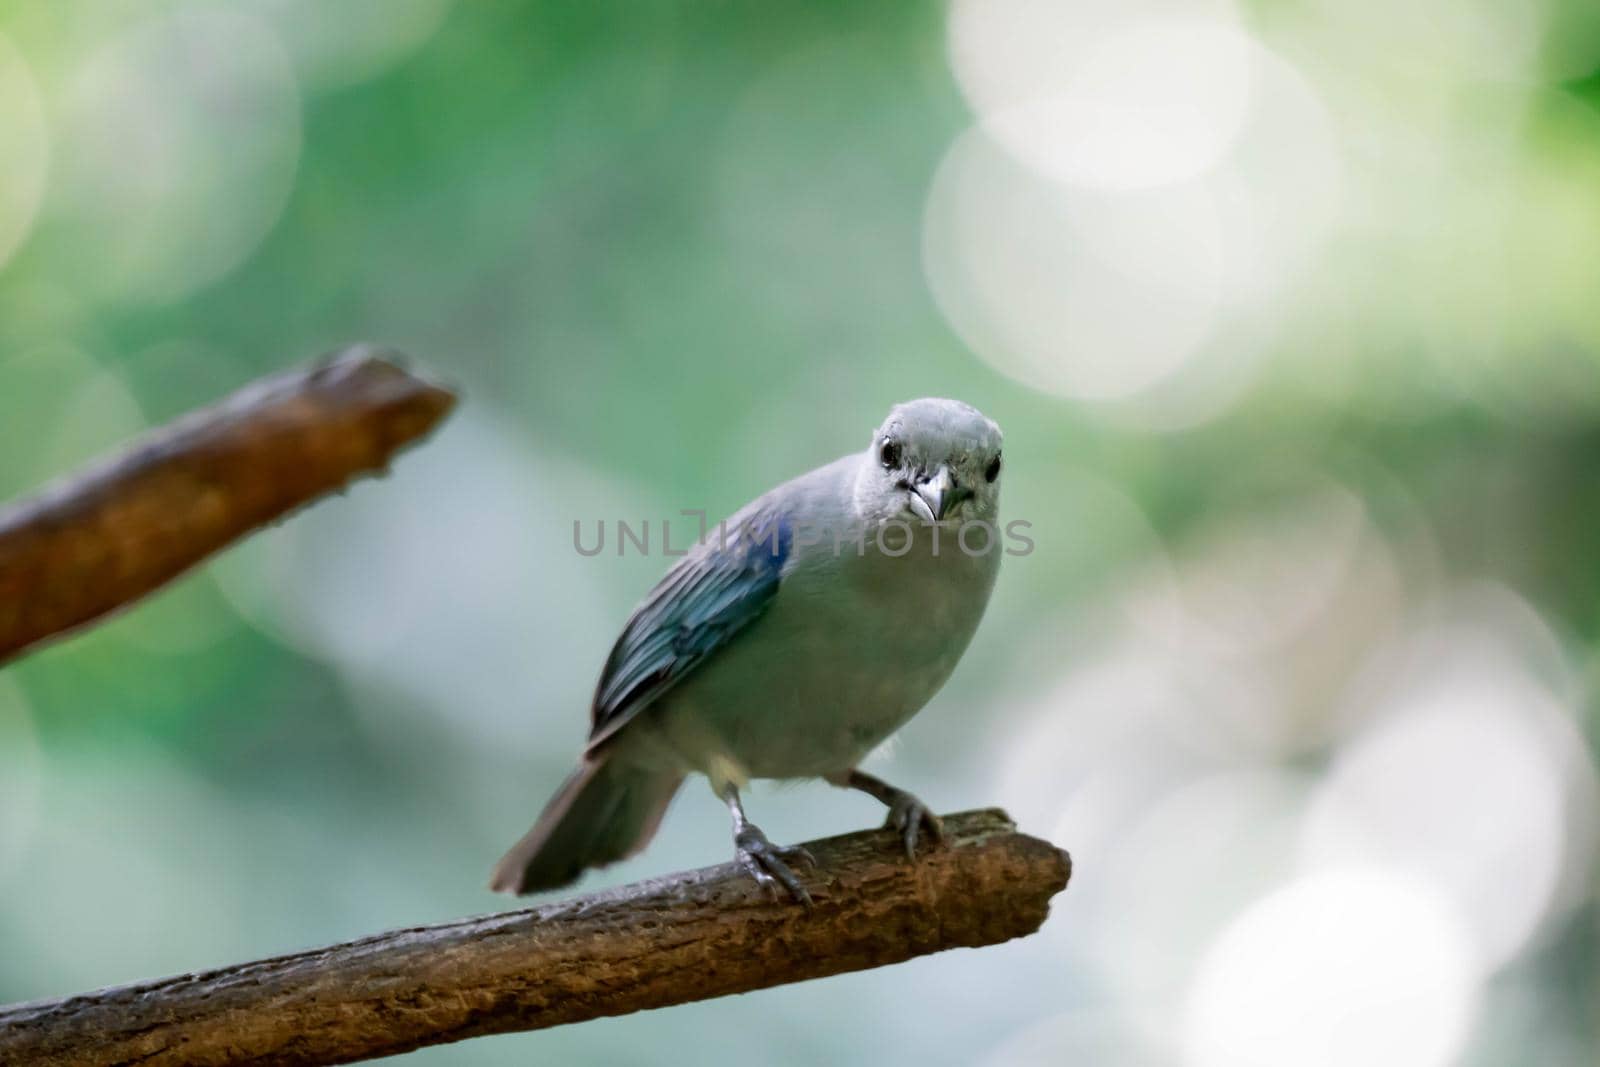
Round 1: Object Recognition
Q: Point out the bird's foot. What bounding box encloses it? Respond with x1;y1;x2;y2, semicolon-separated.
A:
883;793;944;860
734;824;817;906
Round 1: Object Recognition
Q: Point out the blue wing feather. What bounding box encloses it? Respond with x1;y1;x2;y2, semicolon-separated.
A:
587;510;792;749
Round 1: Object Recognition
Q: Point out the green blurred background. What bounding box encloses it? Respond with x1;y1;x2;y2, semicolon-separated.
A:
2;1;1599;1064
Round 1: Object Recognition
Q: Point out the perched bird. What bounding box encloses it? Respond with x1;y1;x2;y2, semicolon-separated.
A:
491;398;1005;903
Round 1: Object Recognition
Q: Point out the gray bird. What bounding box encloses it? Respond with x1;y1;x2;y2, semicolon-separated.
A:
491;398;1004;903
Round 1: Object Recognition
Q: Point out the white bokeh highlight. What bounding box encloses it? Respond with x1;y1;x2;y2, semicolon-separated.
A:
1183;871;1480;1067
61;10;302;302
924;130;1225;401
253;0;454;90
1303;592;1599;970
949;0;1249;190
987;477;1597;1063
930;1;1345;411
0;33;48;272
966;20;1255;192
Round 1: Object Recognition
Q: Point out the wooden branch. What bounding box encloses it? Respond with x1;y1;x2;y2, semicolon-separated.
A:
0;809;1071;1067
0;345;456;665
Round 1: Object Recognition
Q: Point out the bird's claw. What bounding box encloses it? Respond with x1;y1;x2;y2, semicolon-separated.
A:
734;826;816;906
883;794;944;860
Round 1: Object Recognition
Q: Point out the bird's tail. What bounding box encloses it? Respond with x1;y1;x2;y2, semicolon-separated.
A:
489;756;684;895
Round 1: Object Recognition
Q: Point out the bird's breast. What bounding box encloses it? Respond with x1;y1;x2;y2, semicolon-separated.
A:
644;534;1000;779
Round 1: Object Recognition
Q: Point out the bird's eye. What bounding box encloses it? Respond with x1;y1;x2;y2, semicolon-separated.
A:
879;438;902;469
985;453;1002;483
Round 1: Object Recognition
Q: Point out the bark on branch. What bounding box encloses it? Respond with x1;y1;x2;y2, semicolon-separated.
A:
0;345;456;665
0;809;1071;1067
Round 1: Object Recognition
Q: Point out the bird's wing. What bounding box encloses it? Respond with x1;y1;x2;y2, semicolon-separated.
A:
586;507;793;750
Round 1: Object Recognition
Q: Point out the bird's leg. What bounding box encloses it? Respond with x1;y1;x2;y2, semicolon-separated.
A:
719;783;816;906
827;768;945;860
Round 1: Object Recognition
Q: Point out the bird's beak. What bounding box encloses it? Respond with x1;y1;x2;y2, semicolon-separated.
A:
912;465;956;522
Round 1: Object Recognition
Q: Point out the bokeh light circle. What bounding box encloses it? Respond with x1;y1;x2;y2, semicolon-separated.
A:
1183;871;1480;1067
1090;770;1315;1032
0;33;49;271
923;127;1224;401
929;7;1344;413
948;0;1251;190
253;0;454;90
968;21;1256;192
61;10;302;302
1304;590;1598;969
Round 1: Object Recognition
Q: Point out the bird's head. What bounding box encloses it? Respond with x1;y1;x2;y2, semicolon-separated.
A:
856;398;1003;526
